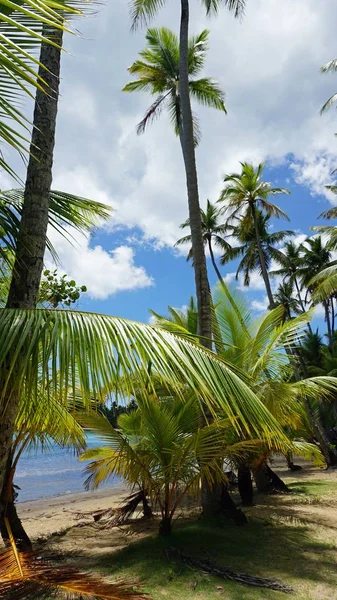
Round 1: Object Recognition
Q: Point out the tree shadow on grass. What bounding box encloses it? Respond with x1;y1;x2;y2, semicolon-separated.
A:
82;517;336;598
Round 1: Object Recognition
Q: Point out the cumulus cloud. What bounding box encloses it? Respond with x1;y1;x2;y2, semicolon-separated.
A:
45;228;154;300
44;0;337;250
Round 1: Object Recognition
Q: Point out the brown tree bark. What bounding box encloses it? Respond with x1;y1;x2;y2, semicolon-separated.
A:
0;25;62;542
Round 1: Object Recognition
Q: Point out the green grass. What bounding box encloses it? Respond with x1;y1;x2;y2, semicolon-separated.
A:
94;516;336;600
288;479;337;498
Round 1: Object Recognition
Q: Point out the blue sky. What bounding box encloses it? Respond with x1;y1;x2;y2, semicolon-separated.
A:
3;0;337;329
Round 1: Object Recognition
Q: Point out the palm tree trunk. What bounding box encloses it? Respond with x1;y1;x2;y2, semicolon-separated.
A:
323;299;333;351
0;455;32;551
0;25;62;496
250;204;275;308
294;276;312;333
331;297;335;339
179;0;220;516
179;0;212;350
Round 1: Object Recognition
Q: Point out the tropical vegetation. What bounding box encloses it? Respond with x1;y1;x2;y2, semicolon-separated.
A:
1;1;337;599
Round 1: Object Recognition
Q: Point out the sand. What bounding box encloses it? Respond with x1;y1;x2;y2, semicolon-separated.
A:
16;483;128;541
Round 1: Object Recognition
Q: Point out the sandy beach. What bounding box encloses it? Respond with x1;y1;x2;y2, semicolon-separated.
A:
16;483;128;542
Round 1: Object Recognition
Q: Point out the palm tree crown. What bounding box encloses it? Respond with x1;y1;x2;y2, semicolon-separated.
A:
123;28;226;144
220;211;292;287
175;200;230;260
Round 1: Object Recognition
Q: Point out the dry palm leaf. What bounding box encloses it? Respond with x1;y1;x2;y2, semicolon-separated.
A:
0;518;147;600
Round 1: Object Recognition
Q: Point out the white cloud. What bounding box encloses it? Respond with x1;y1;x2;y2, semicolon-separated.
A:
9;0;337;251
45;228;153;300
289;154;337;202
251;297;269;312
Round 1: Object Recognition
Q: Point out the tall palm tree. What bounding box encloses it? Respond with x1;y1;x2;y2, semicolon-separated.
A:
270;240;308;315
124;25;227;361
297;237;335;349
123;28;226;143
218;163;290;308
175;200;230;285
220;211;292;291
0;1;98;498
308;202;337;303
129;0;245;516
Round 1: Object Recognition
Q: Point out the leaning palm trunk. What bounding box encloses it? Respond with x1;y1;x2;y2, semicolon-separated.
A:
251;204;275;309
0;25;62;536
179;0;221;516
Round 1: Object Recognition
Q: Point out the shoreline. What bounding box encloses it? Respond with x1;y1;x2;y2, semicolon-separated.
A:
15;483;128;542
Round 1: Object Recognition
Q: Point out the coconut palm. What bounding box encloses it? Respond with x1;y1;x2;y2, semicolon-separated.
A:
149;296;198;339
297;237;335;349
213;284;337;481
274;281;301;321
0;0;102;498
270;240;308;315
218;163;290;308
175;200;230;282
80;389;249;535
123;28;226;143
220;211;292;290
128;0;245;367
308;202;337;303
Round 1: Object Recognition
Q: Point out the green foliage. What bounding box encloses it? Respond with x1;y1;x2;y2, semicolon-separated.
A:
220;211;292;286
40;270;87;308
123;28;225;144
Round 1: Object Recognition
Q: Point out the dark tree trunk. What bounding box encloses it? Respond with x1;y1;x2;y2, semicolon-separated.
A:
254;462;290;494
0;455;32;551
179;0;212;349
141;491;153;519
251;203;275;309
238;465;254;506
286;451;302;472
294;276;312;333
323;299;333;352
0;25;62;496
159;516;172;536
179;0;221;516
220;484;248;525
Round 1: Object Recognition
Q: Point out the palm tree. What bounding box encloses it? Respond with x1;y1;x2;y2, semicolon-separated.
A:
218;163;290;308
220;211;292;290
308;202;337;303
175;200;230;283
297;237;335;349
123;28;226;143
214;284;336;481
274;281;301;321
0;1;99;498
80;389;242;535
270;240;308;315
129;1;245;516
149;296;198;338
124;26;227;361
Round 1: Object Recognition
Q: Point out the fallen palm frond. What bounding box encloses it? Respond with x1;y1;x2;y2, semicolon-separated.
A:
166;547;294;593
0;518;147;600
80;490;152;529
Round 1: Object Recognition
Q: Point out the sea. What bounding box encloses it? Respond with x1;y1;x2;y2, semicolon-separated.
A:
15;432;119;503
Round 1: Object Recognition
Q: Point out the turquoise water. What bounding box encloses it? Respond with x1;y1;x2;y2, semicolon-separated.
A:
15;432;119;502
